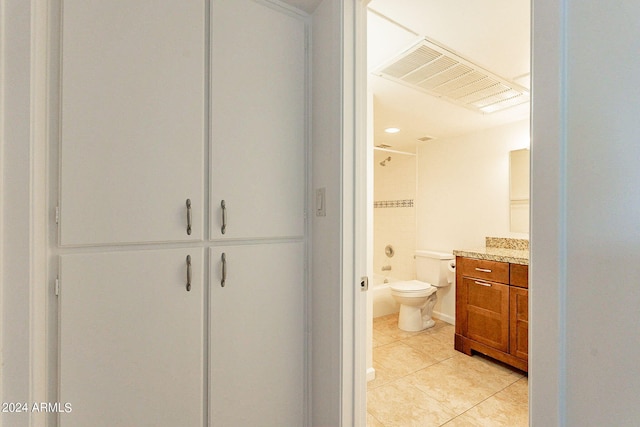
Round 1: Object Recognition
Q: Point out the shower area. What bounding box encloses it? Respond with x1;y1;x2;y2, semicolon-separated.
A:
372;147;417;317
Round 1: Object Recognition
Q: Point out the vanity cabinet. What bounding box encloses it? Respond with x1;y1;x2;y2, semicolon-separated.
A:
455;257;529;372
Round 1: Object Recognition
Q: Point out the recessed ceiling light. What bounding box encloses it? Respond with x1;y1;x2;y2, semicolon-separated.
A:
384;127;400;134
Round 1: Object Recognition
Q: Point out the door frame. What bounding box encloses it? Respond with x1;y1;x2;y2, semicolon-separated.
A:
346;0;567;425
340;0;370;425
0;0;49;425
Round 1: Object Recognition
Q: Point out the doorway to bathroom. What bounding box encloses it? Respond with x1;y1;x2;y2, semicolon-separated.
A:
364;1;531;425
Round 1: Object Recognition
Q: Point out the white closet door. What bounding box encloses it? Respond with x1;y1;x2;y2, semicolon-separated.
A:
59;249;204;427
209;243;304;426
59;0;205;246
210;0;306;240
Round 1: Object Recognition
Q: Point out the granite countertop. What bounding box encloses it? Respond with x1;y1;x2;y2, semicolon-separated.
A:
453;247;529;265
453;237;529;265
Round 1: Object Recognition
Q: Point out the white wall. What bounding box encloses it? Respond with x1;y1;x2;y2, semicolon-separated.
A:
415;119;529;322
1;2;33;425
373;150;416;282
561;1;640;424
310;0;342;425
531;1;640;424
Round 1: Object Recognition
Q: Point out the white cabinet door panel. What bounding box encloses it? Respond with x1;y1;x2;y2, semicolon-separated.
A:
60;0;205;246
209;243;304;426
59;249;204;427
210;0;306;240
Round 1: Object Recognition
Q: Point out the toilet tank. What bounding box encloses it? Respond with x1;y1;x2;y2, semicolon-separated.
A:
415;250;455;287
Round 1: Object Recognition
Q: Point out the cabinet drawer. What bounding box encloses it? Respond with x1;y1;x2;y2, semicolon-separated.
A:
510;263;529;288
459;257;509;284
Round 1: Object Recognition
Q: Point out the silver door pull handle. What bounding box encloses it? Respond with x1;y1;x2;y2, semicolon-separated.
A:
186;255;192;292
221;200;227;235
221;253;226;287
474;280;492;287
475;267;492;273
186;199;192;235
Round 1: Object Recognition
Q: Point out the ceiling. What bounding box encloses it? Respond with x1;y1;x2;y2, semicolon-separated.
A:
368;0;531;153
280;0;531;153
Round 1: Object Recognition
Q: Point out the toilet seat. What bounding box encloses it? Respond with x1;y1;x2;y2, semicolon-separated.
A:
390;280;436;297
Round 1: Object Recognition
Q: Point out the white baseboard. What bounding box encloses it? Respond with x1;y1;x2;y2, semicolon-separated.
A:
433;311;455;325
366;366;376;382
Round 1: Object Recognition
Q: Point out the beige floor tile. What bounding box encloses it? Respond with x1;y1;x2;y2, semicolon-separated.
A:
406;361;527;414
373;313;399;327
426;323;455;345
440;413;484;427
404;361;500;415
375;319;426;340
461;380;529;427
367;361;407;390
439;353;524;392
370;313;528;427
367;411;385;427
373;330;398;348
374;342;440;376
495;377;528;405
367;378;458;427
401;333;458;362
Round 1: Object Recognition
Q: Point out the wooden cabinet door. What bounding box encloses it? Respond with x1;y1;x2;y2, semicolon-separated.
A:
209;243;304;426
462;277;510;352
210;0;305;240
510;287;529;360
59;0;205;246
59;249;204;427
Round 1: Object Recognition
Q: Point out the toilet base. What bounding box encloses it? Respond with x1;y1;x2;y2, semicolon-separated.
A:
397;293;438;332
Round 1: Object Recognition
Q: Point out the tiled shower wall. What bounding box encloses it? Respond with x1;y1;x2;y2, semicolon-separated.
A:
373;150;416;281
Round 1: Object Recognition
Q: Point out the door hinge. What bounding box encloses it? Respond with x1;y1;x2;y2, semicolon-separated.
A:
360;276;369;291
54;277;60;296
55;206;60;224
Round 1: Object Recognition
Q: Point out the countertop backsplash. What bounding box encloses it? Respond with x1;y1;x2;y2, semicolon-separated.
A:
485;237;529;251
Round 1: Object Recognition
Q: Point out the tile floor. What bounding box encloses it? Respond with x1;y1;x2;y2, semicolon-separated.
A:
367;313;528;427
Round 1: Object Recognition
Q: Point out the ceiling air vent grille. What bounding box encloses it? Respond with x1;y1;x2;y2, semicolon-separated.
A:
373;38;529;114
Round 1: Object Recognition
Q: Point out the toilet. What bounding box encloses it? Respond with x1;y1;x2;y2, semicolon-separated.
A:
390;250;455;331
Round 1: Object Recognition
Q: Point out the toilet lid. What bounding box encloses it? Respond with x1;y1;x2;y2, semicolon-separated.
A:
390;280;433;293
